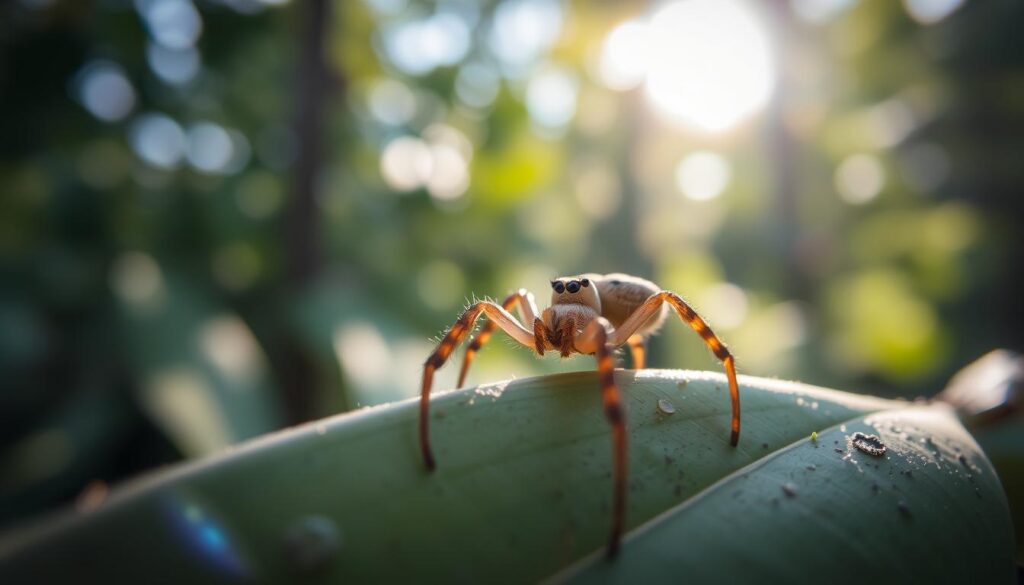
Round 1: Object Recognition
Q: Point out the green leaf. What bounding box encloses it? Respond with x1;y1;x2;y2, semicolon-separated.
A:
559;406;1014;583
0;371;1014;582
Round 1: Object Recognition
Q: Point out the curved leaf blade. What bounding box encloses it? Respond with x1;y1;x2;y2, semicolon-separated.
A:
1;371;998;583
560;406;1015;583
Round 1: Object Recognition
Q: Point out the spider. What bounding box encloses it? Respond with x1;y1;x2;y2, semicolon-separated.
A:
419;273;740;557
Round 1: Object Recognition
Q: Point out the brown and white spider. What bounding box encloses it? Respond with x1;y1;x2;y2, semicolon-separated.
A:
419;273;740;557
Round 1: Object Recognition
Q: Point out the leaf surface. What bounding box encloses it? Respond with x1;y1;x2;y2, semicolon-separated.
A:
0;371;1013;583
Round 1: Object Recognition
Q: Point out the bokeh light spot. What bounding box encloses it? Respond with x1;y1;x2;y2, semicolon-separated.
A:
455;63;501;109
130;113;186;169
698;283;749;330
199;315;264;384
526;66;579;130
425;144;469;201
381;12;471;76
835;153;885;204
110;252;165;310
186;122;234;174
367;78;416;126
139;0;203;49
790;0;855;24
489;0;564;74
379;126;472;200
903;0;965;25
333;322;391;387
76;61;137;122
675;151;732;201
380;136;433;191
143;367;231;455
597;20;649;91
147;43;200;85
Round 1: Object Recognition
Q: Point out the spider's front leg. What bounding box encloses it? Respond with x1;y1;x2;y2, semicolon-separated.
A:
420;300;535;470
613;291;741;446
457;289;540;387
576;317;627;558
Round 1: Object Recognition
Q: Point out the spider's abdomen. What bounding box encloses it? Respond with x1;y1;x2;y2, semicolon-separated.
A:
594;273;668;334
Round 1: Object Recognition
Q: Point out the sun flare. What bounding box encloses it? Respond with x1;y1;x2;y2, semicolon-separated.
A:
600;0;775;133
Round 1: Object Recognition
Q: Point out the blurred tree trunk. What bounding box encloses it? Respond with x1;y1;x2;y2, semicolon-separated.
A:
608;91;652;278
766;1;807;300
280;0;332;423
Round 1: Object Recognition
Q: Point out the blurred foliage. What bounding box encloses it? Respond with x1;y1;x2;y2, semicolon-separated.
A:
0;0;1021;531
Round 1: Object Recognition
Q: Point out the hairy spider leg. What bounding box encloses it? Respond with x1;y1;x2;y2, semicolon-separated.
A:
457;289;540;387
626;334;646;369
575;317;627;558
612;291;741;446
420;301;535;470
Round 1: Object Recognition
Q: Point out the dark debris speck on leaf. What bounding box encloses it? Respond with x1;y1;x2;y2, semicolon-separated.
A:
897;501;912;517
849;432;886;456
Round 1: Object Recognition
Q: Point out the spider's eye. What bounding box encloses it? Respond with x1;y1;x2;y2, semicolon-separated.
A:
566;280;580;293
553;282;565;293
580;278;590;287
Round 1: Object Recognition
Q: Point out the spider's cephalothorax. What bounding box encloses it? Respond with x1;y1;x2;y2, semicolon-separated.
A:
418;272;740;558
541;274;668;358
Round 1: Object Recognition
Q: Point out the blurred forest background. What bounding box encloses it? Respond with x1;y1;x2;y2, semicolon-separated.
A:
1;0;1022;530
